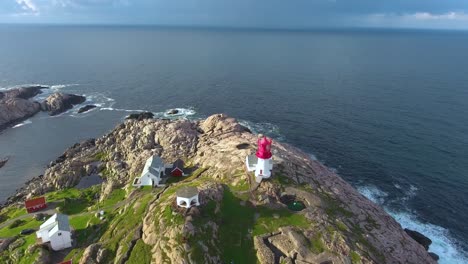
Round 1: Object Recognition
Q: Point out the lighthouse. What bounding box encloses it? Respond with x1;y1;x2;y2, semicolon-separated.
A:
246;136;273;183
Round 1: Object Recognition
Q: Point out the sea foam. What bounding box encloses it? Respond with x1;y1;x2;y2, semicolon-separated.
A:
239;120;285;141
358;185;468;264
12;119;32;128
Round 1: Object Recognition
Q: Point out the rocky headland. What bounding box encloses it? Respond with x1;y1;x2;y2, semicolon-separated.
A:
0;86;87;131
0;114;438;264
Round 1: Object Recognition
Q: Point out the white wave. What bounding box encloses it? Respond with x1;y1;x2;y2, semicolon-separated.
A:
81;93;115;109
0;83;48;90
31;83;80;101
357;185;389;204
156;108;197;119
0;83;78;91
391;211;468;264
100;107;146;113
12;119;32;128
239;120;284;141
309;153;318;160
358;185;468;264
49;84;79;90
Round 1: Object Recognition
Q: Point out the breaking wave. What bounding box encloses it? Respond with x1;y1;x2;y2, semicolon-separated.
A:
155;108;197;119
80;93;115;109
100;107;197;119
357;185;468;264
239;120;284;141
29;83;80;101
12;119;32;128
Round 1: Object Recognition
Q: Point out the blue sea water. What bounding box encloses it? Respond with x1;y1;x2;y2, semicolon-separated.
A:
0;25;467;263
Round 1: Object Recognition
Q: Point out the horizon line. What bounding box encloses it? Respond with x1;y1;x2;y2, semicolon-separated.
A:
1;23;468;33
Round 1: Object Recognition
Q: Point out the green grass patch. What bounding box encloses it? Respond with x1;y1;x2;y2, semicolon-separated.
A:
162;205;184;226
253;208;310;236
350;250;361;264
127;240;152;264
188;187;311;264
272;173;292;185
336;220;348;232
45;188;82;202
9;219;26;229
92;151;110;161
0;207;28;222
229;179;250;192
70;214;94;230
218;189;256;264
18;245;40;264
56;186;100;215
100;193;154;262
309;232;325;254
59;198;90;215
0;217;41;237
166;175;187;184
98;189;126;209
65;248;85;264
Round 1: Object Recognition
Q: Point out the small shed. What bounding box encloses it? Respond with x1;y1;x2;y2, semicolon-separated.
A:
176;186;200;209
25;197;47;213
171;159;185;177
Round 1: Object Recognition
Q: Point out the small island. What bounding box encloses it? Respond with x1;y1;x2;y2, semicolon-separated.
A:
0;114;437;264
0;86;87;131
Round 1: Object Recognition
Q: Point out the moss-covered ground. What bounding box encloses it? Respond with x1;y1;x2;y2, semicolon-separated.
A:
189;185;311;264
127;240;153;264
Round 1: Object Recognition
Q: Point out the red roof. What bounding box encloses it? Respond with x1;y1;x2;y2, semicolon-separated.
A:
58;260;72;264
25;197;46;208
256;136;272;159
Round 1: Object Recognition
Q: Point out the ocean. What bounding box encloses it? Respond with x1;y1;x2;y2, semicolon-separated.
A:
0;25;467;263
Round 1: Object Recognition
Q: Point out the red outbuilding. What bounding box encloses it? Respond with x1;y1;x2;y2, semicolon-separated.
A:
171;159;185;177
24;197;47;213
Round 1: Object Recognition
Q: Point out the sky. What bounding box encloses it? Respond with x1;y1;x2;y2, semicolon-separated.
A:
1;0;468;29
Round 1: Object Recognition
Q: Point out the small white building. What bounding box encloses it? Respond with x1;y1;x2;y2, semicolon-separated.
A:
133;155;166;187
36;213;72;251
176;186;200;209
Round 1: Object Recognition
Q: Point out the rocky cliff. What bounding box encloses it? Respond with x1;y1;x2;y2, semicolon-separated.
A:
1;114;437;264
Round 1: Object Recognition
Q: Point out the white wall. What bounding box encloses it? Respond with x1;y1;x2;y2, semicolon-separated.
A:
50;231;72;251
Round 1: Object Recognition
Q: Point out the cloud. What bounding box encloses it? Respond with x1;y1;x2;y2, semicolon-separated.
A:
409;11;468;21
52;0;130;8
15;0;39;14
364;11;468;29
368;11;468;22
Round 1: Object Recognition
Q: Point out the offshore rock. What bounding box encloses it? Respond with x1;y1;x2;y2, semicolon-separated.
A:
126;112;154;121
78;104;97;114
1;86;47;100
0;86;47;130
0;157;8;169
166;109;179;115
429;252;440;261
405;228;432;250
41;92;86;116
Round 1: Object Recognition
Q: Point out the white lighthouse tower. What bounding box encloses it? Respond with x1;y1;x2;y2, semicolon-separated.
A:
246;136;273;183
